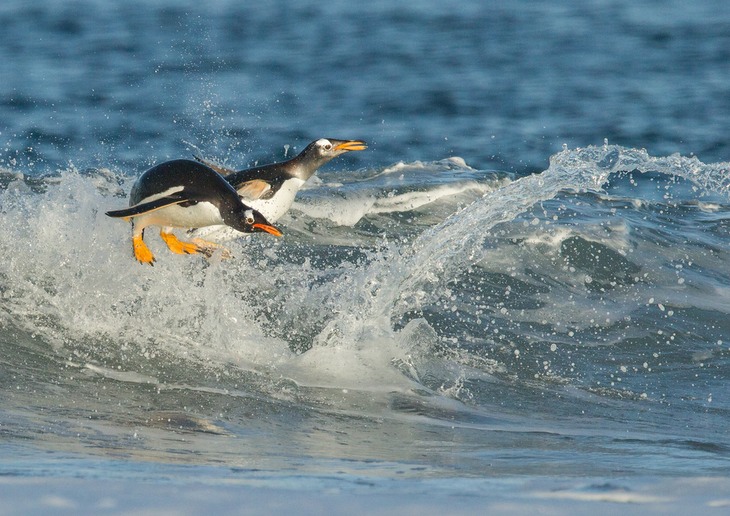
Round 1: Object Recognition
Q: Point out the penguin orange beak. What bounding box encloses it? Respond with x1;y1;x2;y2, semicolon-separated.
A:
253;223;283;237
334;140;367;152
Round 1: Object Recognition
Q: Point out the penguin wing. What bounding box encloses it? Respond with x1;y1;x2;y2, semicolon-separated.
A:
192;155;236;176
105;195;188;219
236;179;273;201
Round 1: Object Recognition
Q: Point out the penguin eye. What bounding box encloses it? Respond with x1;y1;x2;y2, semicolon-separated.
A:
315;139;333;152
244;210;255;225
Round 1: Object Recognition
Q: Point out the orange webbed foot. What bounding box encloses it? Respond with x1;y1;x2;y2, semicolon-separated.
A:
132;234;155;266
160;231;205;256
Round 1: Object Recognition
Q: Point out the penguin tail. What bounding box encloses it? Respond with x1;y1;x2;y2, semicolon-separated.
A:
106;207;137;219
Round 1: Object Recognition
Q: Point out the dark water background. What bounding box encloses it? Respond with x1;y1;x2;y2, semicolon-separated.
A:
3;0;729;172
1;0;730;513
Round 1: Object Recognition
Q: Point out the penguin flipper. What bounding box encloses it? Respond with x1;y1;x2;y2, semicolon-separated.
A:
236;179;272;201
193;155;236;176
106;196;187;219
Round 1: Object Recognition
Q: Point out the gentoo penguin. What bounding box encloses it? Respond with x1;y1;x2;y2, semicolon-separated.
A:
194;138;367;223
106;159;282;265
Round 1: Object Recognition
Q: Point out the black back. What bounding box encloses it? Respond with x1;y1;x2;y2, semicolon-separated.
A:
106;159;281;235
223;139;331;191
129;159;264;231
130;159;241;210
221;139;364;195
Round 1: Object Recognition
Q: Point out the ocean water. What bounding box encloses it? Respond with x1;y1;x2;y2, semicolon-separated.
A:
2;0;730;513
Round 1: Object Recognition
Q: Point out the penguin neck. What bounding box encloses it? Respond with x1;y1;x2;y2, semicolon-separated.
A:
285;152;327;181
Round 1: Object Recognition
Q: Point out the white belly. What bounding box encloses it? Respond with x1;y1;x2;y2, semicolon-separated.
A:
244;178;305;223
134;201;224;230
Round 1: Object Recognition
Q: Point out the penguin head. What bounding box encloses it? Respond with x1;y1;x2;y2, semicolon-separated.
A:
299;138;367;167
224;205;283;237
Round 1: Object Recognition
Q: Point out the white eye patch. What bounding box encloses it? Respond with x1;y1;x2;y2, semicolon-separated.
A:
244;209;255;224
315;138;333;150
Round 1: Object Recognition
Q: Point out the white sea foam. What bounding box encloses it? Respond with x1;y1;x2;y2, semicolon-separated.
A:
293;182;493;226
390;146;730;302
1;146;729;401
0;166;449;400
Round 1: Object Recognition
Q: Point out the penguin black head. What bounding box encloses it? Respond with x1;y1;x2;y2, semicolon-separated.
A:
305;138;367;158
224;204;283;237
295;138;367;171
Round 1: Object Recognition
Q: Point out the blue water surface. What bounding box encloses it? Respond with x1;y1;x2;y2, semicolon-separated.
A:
1;0;729;513
2;0;728;173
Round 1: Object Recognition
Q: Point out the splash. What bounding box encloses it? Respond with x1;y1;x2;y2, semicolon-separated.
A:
1;146;728;403
391;145;730;305
293;183;494;226
0;169;292;373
